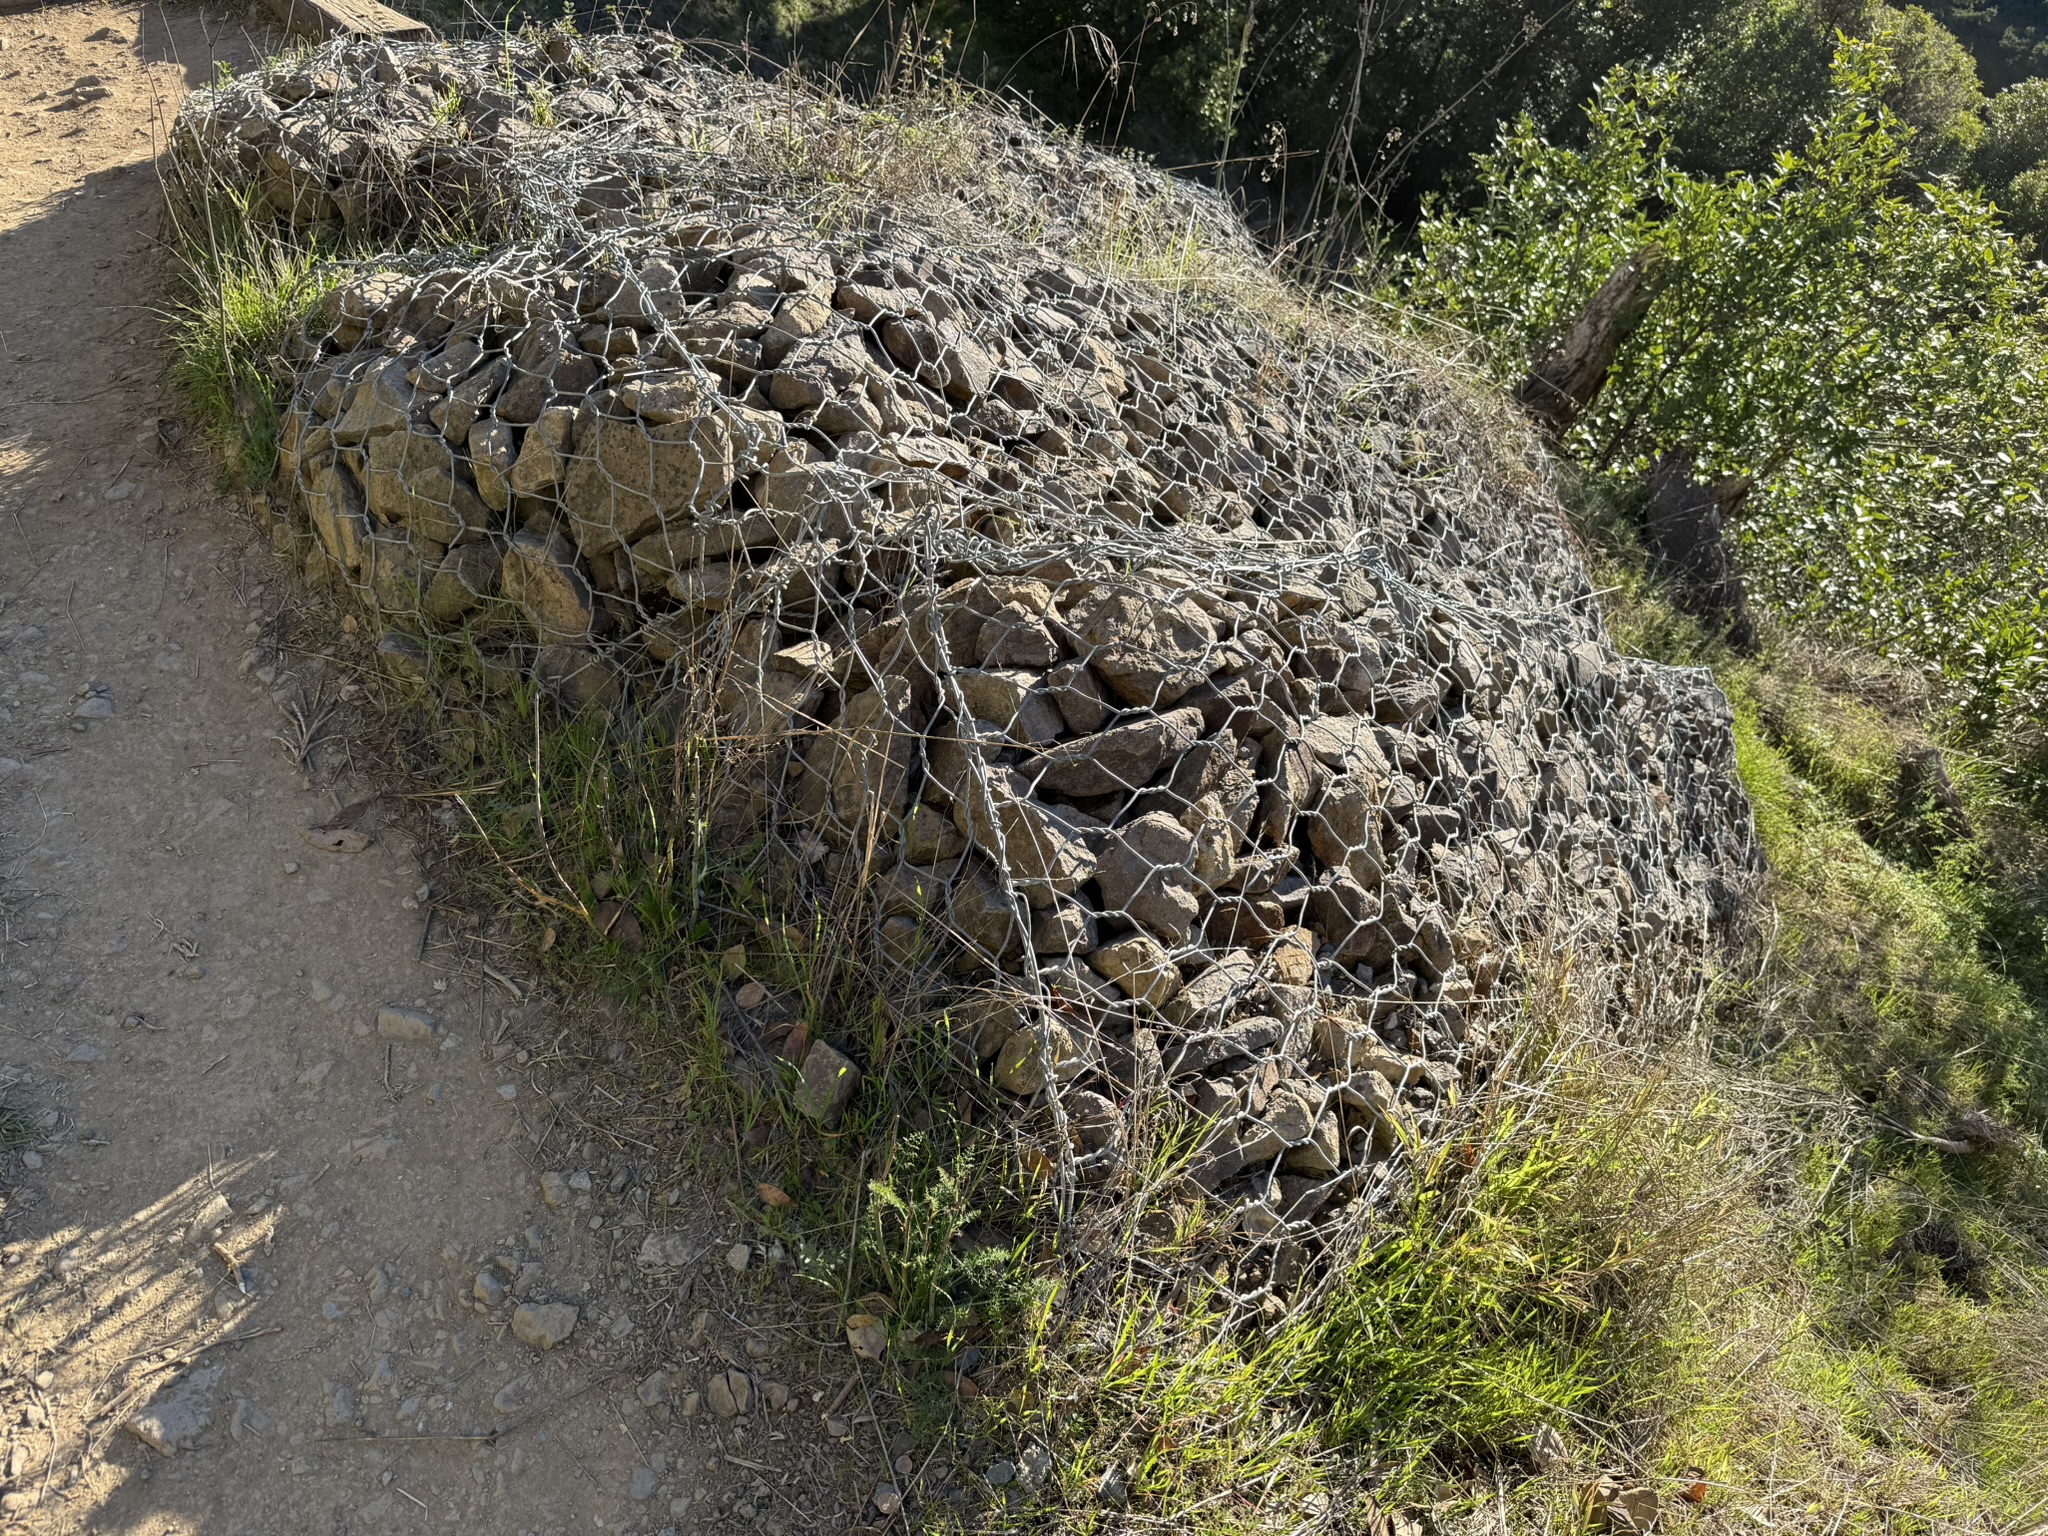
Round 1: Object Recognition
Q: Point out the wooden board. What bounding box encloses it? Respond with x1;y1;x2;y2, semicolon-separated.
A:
264;0;433;42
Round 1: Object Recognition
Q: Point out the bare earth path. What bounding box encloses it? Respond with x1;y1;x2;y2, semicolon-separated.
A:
0;7;809;1532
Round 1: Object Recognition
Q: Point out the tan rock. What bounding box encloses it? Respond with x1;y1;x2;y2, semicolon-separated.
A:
956;669;1063;746
1161;949;1257;1026
993;1019;1084;1096
501;530;600;643
507;403;578;497
1093;811;1199;944
705;1368;753;1418
795;1040;861;1121
365;425;492;546
421;539;502;626
510;1302;578;1350
560;404;737;557
627;510;803;582
331;357;415;446
950;769;1099;902
1091;933;1182;1009
1068;585;1217;707
303;458;369;575
1265;927;1318;987
532;644;619;711
468;419;516;510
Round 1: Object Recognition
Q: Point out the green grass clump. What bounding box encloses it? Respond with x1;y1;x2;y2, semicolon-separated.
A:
166;189;342;487
0;1100;36;1163
1314;1057;1724;1465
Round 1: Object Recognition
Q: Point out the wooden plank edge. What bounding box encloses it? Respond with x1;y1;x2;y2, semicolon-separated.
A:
264;0;433;42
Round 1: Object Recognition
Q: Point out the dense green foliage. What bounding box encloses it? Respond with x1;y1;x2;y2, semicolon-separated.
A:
603;1;2006;221
1393;40;2048;761
1922;0;2048;91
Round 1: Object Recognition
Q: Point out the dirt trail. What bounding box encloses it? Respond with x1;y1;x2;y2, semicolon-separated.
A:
0;7;809;1532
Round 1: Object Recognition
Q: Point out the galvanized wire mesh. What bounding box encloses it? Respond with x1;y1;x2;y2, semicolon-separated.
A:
170;32;1760;1280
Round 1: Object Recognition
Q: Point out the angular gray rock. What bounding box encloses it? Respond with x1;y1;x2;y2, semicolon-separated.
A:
1029;706;1204;798
1094;812;1200;945
795;1040;861;1121
511;1302;579;1349
125;1366;223;1455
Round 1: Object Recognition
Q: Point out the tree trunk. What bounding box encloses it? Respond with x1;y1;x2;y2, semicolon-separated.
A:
1517;246;1663;439
1643;451;1758;653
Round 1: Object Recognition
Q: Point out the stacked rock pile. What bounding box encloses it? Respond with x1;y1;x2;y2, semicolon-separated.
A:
171;35;1759;1269
168;31;1259;272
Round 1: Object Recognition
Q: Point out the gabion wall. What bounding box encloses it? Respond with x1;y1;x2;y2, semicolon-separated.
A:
173;34;1759;1265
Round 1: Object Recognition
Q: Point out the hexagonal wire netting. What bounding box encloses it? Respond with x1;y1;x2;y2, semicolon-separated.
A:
170;31;1760;1289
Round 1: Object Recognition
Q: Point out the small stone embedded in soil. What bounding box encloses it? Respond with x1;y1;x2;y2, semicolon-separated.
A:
639;1231;702;1268
1018;1445;1053;1490
872;1483;904;1516
540;1171;571;1208
511;1301;578;1350
705;1369;751;1418
724;1241;750;1273
473;1271;507;1306
629;1467;659;1501
322;1381;357;1426
794;1040;860;1122
636;1369;671;1407
375;1005;439;1040
124;1366;223;1454
491;1374;534;1414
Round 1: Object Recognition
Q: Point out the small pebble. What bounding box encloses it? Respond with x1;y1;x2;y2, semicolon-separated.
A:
724;1242;750;1274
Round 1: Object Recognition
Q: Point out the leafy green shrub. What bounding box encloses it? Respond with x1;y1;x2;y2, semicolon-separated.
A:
1393;37;2048;764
